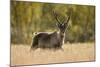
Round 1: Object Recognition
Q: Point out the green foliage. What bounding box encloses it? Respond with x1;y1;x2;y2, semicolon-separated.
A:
11;1;95;44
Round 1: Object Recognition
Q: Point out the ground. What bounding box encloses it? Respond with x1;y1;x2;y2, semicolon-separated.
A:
11;43;95;66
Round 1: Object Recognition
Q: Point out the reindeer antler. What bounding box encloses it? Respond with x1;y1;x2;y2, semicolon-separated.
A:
64;11;70;24
60;12;70;24
66;16;70;23
53;11;61;24
63;14;70;28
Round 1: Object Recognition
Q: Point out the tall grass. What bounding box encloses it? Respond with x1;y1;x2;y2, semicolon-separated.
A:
11;43;95;66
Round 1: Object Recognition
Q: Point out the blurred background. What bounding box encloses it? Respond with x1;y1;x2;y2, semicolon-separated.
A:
11;1;95;45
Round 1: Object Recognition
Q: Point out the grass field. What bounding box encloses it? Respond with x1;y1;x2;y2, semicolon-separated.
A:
11;43;95;66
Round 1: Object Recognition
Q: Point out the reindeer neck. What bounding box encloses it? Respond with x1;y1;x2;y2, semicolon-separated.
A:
58;31;65;45
60;32;65;38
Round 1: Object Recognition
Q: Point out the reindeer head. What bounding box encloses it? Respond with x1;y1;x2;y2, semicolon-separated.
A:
53;11;70;34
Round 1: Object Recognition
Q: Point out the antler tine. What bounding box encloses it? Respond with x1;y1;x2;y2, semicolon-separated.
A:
53;11;61;24
67;16;70;27
66;15;70;23
64;11;71;24
62;16;66;23
62;12;70;24
64;15;70;28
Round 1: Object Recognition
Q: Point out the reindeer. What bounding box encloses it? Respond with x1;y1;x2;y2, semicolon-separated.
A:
30;11;70;51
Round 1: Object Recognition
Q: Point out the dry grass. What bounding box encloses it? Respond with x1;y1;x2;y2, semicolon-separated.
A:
11;43;95;66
